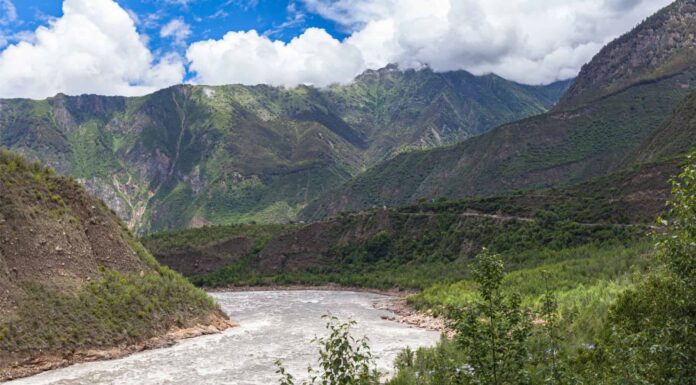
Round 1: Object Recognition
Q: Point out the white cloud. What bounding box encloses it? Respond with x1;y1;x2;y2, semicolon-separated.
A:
0;0;17;48
0;0;677;98
307;0;674;84
0;0;184;99
187;28;365;87
187;0;673;87
160;18;191;46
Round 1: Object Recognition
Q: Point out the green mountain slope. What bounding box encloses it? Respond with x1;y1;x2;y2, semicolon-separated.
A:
145;137;680;286
0;68;568;232
629;89;696;163
0;151;230;380
302;1;696;220
144;175;654;289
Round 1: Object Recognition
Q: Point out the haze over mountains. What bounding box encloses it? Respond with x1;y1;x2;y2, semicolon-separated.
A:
0;66;569;232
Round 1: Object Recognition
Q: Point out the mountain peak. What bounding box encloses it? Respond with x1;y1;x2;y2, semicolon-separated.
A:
557;0;696;110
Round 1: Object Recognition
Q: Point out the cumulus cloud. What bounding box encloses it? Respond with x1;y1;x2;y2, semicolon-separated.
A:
0;0;184;99
308;0;675;84
188;0;673;86
0;0;677;98
187;28;365;87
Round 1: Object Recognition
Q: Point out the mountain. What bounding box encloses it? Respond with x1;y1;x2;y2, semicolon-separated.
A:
0;151;231;380
557;0;696;109
629;89;696;163
0;67;569;233
301;0;696;220
143;163;656;287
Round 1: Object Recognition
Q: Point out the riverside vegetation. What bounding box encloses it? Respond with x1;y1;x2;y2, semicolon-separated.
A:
392;155;696;384
277;154;696;385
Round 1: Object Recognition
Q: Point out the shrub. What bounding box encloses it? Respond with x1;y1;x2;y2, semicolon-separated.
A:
276;316;380;385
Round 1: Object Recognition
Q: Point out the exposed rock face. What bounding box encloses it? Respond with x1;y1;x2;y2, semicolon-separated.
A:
0;68;569;232
558;0;696;109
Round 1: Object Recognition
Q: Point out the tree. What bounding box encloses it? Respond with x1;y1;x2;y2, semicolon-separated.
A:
276;315;380;385
534;274;570;385
448;249;533;385
601;154;696;385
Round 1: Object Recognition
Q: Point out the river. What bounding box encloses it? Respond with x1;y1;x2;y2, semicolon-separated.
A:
8;290;441;385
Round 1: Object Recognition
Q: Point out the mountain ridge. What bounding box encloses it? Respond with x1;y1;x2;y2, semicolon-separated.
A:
301;1;696;220
0;67;569;232
557;0;696;109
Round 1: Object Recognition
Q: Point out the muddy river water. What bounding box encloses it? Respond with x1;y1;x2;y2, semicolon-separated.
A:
8;290;441;385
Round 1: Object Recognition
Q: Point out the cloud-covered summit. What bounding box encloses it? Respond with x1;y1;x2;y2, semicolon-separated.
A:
0;0;674;98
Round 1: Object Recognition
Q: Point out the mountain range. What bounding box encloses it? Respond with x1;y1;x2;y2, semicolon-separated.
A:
0;67;569;233
302;0;696;220
1;1;695;235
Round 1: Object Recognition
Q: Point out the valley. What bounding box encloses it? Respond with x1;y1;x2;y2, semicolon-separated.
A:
0;68;569;233
1;0;695;384
5;291;440;385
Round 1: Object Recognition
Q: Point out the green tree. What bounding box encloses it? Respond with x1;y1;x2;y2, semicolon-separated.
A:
601;154;696;384
534;274;570;385
448;249;533;385
276;315;380;385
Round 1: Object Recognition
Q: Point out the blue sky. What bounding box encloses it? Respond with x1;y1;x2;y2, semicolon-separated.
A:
6;0;349;55
0;0;674;99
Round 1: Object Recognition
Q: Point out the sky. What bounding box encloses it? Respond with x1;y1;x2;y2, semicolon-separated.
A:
0;0;675;99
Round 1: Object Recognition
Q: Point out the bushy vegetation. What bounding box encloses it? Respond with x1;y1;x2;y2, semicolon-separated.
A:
409;241;652;312
276;316;380;385
389;154;696;384
400;159;678;226
276;155;696;385
576;153;696;384
188;214;645;290
142;223;293;255
0;267;218;354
